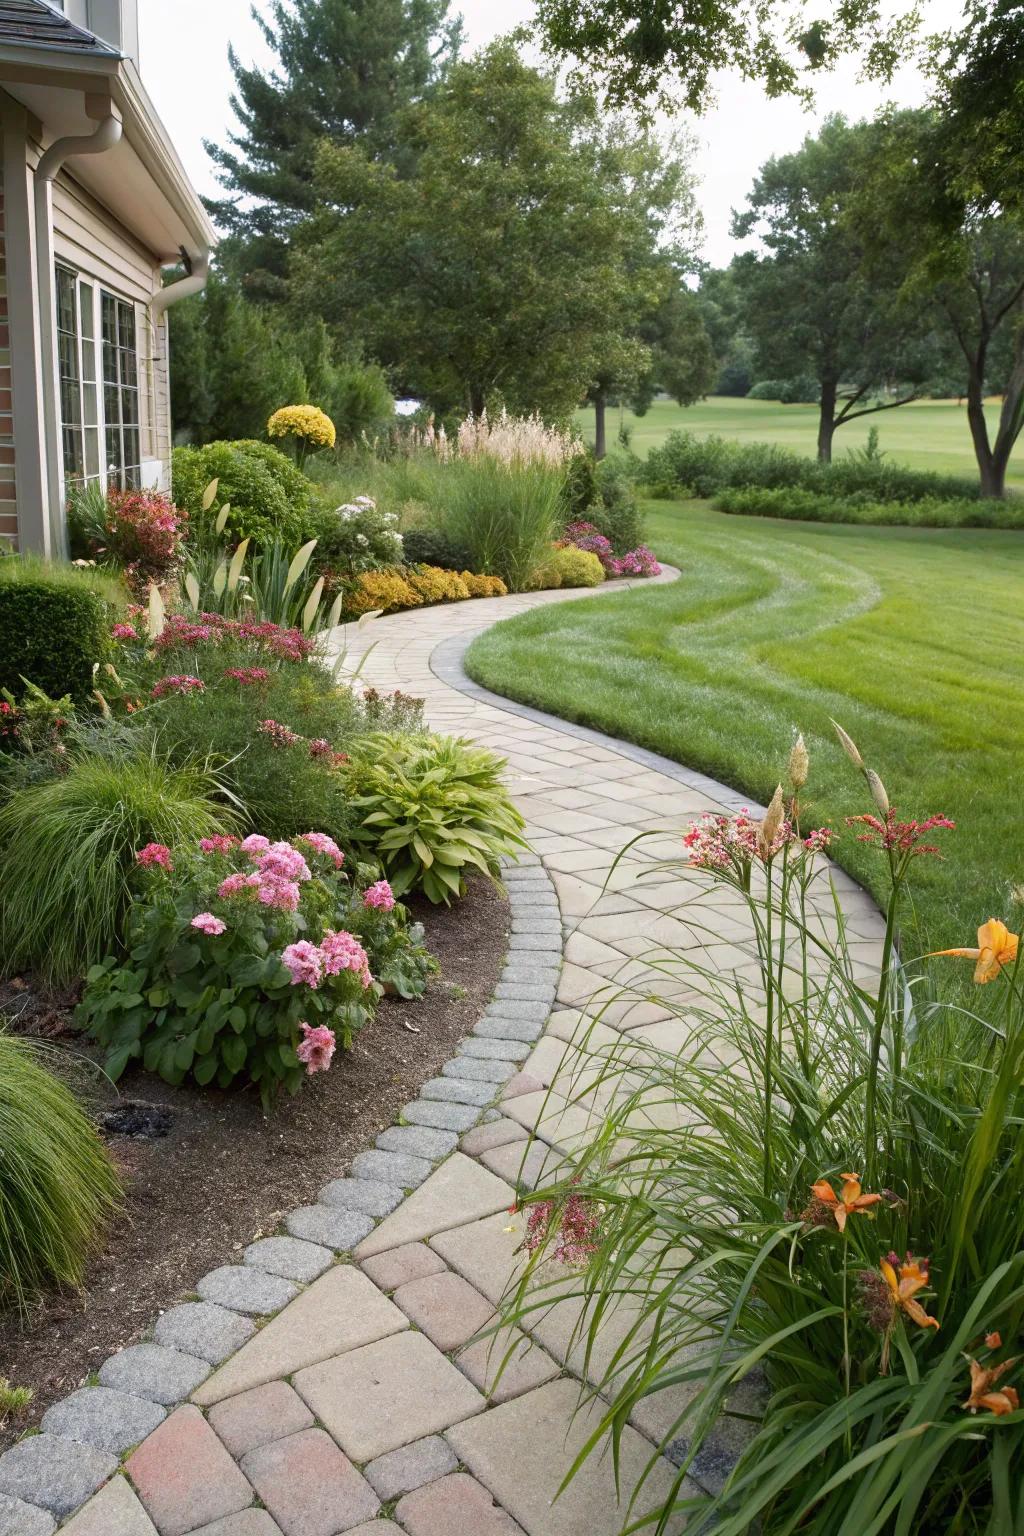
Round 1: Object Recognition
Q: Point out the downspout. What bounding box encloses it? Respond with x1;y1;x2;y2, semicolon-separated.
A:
34;106;123;556
147;249;209;487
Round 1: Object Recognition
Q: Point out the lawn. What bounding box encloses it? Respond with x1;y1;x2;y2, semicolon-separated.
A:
466;498;1024;953
574;395;1024;491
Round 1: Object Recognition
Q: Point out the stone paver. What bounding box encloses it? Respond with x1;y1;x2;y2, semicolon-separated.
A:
363;1436;458;1501
0;1495;55;1536
55;1476;155;1536
193;1266;406;1407
395;1474;525;1536
0;1435;117;1519
294;1332;484;1462
208;1381;315;1458
41;1385;166;1455
355;1155;514;1259
126;1405;253;1536
45;577;883;1535
240;1430;379;1536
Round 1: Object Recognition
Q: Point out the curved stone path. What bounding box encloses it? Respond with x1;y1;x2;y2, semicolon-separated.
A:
2;573;885;1536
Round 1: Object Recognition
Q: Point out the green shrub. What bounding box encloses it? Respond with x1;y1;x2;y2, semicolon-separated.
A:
347;733;528;903
645;430;985;503
0;556;123;704
0;748;229;985
78;834;383;1107
591;453;644;552
531;545;605;589
172;440;315;548
559;452;599;522
433;458;564;592
400;527;473;571
714;484;1024;528
747;375;821;403
0;1033;121;1309
306;496;404;576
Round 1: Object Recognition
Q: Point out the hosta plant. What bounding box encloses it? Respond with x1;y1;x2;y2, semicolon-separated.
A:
346;732;527;903
504;730;1023;1536
77;832;427;1106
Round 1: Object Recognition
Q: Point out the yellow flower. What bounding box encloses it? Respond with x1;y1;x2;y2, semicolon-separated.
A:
929;918;1019;984
809;1173;882;1232
267;405;336;451
963;1354;1019;1416
880;1256;940;1331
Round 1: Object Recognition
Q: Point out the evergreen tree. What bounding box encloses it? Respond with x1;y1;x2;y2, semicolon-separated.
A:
205;0;462;291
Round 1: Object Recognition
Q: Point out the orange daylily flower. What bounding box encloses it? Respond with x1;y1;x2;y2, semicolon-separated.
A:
963;1354;1020;1416
929;919;1019;984
881;1256;940;1331
810;1173;883;1232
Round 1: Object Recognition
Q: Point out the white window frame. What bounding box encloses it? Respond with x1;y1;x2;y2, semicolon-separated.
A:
55;264;143;500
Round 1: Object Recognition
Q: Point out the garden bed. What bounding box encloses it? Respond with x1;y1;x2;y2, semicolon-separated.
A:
0;875;509;1450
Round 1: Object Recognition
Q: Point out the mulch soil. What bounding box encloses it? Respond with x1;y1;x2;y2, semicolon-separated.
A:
0;877;509;1449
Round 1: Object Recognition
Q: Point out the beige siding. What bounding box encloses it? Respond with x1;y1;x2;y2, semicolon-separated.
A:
40;149;171;476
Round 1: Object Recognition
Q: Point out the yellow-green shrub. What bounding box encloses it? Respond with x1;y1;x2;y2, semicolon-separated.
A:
461;571;508;598
406;565;471;603
549;546;605;587
346;569;423;616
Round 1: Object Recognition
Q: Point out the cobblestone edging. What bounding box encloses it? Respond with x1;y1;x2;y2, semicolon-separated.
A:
0;862;561;1534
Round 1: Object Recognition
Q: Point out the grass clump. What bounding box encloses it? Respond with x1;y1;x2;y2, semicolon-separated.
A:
0;1033;120;1309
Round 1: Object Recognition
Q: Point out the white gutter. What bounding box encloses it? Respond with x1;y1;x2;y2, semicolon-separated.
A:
151;249;211;319
33;104;123;556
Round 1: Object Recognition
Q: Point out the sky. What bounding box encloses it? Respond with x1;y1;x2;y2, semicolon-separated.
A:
138;0;962;267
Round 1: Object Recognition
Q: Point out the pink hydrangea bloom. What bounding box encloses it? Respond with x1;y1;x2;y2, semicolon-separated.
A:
256;842;311;883
218;872;251;898
191;912;227;935
320;929;372;988
296;1021;336;1075
137;842;173;870
240;835;271;856
297;832;345;869
254;874;302;912
281;940;324;988
363;880;396;912
199;834;239;854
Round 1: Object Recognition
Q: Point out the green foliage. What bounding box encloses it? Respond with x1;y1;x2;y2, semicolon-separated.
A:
399;526;473;571
0;556;122;705
503;747;1024;1533
592;453;644;552
172;440;314;549
645;430;984;502
432;457;565;592
560;453;599;522
715;484;1024;528
346;732;528;903
78;838;380;1106
531;545;606;589
0;748;228;986
0;1033;120;1309
306;496;405;576
747;375;821;403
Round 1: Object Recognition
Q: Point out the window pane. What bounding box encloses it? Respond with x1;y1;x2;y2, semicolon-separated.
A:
120;347;138;389
84;427;100;478
118;302;136;351
102;293;117;345
80;284;95;339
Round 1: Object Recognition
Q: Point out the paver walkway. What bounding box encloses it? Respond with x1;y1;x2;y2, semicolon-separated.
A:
4;573;885;1536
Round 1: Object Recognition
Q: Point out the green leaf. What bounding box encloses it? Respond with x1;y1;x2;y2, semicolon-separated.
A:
194;1054;218;1086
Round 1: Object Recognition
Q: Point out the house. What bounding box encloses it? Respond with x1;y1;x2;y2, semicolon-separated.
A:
0;0;214;556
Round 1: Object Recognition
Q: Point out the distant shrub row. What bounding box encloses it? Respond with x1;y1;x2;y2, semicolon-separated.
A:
643;431;984;504
714;485;1024;530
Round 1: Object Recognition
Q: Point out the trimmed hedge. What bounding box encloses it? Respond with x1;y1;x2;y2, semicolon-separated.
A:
714;484;1024;529
0;556;122;703
644;430;984;503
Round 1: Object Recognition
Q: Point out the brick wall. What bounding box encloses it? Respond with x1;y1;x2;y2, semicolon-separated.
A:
0;175;17;548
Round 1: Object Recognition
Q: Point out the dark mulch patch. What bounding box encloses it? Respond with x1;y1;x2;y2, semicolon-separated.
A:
0;877;509;1449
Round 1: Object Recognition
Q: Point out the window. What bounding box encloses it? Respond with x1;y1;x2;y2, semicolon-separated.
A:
55;266;141;494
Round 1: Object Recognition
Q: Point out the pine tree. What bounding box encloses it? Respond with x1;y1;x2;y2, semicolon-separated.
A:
205;0;462;288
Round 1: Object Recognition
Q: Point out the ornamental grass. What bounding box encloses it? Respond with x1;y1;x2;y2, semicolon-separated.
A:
503;728;1023;1535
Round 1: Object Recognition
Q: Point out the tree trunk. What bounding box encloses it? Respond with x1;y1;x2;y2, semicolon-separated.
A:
817;378;837;463
594;392;607;461
468;386;485;418
965;367;1002;497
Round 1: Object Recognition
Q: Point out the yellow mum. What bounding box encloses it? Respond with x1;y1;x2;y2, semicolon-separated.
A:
267;405;336;465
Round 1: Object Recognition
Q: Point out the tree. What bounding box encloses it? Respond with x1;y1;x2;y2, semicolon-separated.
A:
854;107;1024;498
204;0;462;291
731;116;933;462
531;0;918;112
629;279;716;414
292;42;695;421
696;265;754;395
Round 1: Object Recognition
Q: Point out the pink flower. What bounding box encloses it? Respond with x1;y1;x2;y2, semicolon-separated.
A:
240;835;271;856
256;842;311;883
152;674;205;699
364;880;396;912
296;1022;336;1075
281;940;324;988
199;834;239;854
320;929;372;988
224;667;269;685
137;842;173;870
112;622;137;640
254;875;302;912
804;827;833;855
847;810;956;858
297;832;345;869
191;912;227;935
521;1183;601;1266
258;718;301;748
218;872;251;898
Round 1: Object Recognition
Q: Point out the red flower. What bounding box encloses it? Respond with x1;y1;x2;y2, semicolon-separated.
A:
846;808;955;857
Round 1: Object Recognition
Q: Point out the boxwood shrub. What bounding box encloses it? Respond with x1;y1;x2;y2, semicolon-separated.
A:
172;440;316;548
0;555;123;704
